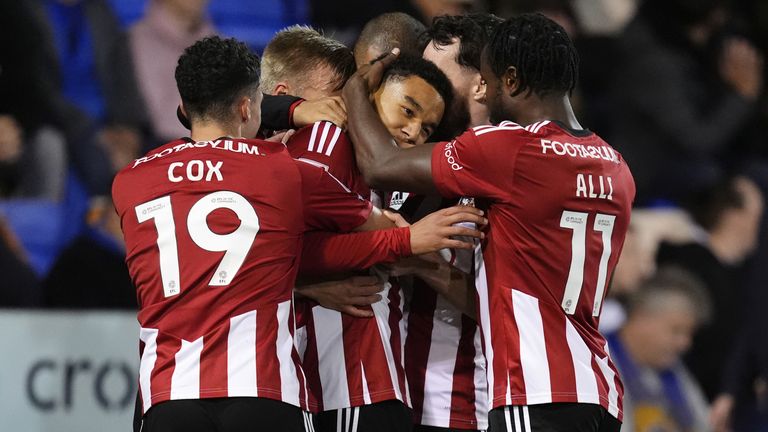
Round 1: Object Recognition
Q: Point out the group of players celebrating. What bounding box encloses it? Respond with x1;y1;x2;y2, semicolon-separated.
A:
113;10;635;432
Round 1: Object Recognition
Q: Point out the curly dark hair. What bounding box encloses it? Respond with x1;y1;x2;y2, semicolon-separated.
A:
486;13;579;97
175;36;261;123
381;55;454;114
422;13;504;72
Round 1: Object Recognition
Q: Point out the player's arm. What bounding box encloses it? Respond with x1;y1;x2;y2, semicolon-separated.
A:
295;275;385;318
384;252;477;319
299;160;485;249
261;94;347;130
301;205;487;275
299;227;411;275
342;50;438;194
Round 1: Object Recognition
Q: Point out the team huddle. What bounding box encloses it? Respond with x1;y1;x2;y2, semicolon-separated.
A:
112;11;635;432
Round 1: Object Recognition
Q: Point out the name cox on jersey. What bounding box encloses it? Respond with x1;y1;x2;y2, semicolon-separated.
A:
168;160;223;183
540;139;619;164
132;140;261;168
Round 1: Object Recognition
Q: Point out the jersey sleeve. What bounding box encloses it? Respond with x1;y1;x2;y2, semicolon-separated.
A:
287;122;369;197
297;159;373;232
299;228;411;276
260;94;303;131
430;128;519;199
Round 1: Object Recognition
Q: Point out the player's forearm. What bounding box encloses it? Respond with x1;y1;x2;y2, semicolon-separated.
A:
299;228;412;276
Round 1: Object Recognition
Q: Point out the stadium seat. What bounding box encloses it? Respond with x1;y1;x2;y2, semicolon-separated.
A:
0;172;90;277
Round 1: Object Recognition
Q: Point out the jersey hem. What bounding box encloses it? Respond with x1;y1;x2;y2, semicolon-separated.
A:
417;413;488;430
491;392;622;420
146;386;305;413
319;389;405;412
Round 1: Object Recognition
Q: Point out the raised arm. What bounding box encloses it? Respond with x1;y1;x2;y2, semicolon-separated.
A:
342;49;438;194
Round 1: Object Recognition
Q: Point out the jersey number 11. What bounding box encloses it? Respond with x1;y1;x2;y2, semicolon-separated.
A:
559;210;616;317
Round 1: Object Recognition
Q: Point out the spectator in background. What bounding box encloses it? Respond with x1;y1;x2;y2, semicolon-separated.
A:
599;221;656;334
28;0;149;194
42;196;135;309
261;25;355;99
0;115;67;200
130;0;216;143
610;0;764;204
354;12;426;66
657;177;763;405
0;0;68;200
311;0;478;47
600;207;698;334
410;0;475;23
607;267;712;432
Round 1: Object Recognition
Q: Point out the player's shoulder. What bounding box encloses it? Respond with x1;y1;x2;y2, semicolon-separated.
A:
287;121;346;147
451;121;550;153
126;137;288;170
466;120;547;139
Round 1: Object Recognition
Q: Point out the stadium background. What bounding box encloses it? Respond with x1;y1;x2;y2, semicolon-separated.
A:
0;0;767;430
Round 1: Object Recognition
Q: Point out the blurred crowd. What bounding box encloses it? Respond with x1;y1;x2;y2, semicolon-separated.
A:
1;0;767;431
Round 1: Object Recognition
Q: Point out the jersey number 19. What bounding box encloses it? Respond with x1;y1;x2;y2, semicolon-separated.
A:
134;191;260;297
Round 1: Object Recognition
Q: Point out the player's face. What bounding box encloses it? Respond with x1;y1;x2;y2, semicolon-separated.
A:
480;48;511;125
373;76;445;148
423;40;473;132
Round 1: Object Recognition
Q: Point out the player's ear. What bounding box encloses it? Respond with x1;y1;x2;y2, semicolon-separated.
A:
274;83;289;96
471;73;487;103
503;66;519;96
238;96;252;123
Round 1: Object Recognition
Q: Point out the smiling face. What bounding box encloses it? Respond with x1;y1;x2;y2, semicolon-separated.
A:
373;75;445;148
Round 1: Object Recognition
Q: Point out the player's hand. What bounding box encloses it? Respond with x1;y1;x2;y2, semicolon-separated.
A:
343;48;400;99
292;96;347;129
298;276;384;318
383;209;409;228
381;252;446;278
409;206;486;255
266;129;295;145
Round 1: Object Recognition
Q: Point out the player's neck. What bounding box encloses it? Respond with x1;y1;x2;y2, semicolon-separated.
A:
514;95;583;130
190;122;242;143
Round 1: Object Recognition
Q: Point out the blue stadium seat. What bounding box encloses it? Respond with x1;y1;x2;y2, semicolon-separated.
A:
0;172;89;277
0;200;64;276
107;0;148;27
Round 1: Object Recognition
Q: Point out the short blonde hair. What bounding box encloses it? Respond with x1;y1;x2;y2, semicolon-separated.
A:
261;25;355;94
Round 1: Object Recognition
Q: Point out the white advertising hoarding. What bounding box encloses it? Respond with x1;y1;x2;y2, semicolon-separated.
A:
0;310;139;431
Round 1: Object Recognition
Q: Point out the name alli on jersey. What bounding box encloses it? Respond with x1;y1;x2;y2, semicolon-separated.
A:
132;140;261;168
576;173;613;200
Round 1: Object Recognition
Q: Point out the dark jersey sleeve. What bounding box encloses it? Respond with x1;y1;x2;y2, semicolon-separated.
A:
260;94;303;131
